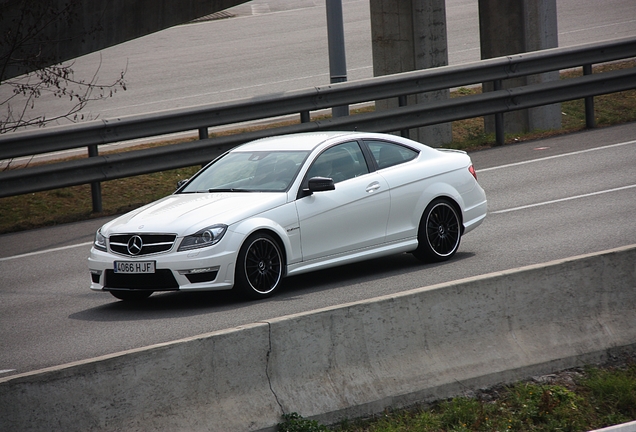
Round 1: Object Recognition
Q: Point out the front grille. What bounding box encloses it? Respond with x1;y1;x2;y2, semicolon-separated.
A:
104;269;179;290
109;234;177;256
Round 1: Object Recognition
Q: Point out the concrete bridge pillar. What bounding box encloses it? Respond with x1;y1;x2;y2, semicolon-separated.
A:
479;0;561;135
369;0;452;147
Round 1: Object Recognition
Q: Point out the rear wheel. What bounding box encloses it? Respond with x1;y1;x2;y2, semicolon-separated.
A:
235;233;283;300
413;199;461;262
109;290;153;301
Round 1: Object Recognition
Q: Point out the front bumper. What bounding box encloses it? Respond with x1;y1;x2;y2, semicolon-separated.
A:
88;246;237;292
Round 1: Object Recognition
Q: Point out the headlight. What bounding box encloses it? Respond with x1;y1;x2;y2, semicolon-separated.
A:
178;225;227;251
94;229;107;251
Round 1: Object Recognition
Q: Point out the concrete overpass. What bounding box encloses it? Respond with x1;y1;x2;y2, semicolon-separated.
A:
0;0;250;80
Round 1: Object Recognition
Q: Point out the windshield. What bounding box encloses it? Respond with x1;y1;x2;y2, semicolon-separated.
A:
180;150;309;193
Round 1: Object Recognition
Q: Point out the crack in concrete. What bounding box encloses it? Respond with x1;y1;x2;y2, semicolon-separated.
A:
265;321;284;412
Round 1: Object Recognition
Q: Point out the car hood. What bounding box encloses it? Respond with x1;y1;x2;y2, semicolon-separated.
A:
100;192;287;236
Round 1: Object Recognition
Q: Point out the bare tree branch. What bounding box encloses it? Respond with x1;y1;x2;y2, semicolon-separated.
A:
0;0;127;136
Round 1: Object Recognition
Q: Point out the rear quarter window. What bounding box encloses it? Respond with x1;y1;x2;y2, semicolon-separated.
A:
365;140;419;169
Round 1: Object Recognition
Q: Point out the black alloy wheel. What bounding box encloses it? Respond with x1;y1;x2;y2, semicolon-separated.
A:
235;233;283;299
413;199;461;262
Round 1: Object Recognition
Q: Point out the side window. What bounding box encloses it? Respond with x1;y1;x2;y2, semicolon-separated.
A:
365;140;419;169
306;141;369;184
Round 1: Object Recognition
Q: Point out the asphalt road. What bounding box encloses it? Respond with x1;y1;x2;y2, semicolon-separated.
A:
0;0;634;129
1;0;635;378
1;122;635;378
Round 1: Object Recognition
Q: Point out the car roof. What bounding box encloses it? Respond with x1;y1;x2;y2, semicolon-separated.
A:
234;131;359;152
232;131;439;158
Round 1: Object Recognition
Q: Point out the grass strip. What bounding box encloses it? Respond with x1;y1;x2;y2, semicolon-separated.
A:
278;361;636;432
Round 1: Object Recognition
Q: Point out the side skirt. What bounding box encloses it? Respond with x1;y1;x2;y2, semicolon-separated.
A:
286;239;418;277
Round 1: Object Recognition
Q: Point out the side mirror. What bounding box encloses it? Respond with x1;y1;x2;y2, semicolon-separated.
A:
300;177;335;197
308;177;335;192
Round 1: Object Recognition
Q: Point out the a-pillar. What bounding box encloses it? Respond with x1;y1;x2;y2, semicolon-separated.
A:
370;0;451;147
479;0;561;135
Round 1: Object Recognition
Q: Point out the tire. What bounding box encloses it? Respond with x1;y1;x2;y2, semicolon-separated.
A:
109;290;153;301
413;198;461;262
235;233;283;300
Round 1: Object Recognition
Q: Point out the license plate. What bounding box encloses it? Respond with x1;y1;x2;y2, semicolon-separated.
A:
114;261;156;274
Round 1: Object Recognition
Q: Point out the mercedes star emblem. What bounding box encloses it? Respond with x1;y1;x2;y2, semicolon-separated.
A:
127;235;143;255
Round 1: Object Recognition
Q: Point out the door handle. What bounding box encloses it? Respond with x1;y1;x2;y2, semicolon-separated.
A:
366;182;381;193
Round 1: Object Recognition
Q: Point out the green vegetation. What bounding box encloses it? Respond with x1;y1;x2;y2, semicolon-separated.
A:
279;413;330;432
277;362;636;432
1;61;635;235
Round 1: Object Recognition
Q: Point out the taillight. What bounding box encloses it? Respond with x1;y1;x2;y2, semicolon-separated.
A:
468;165;477;180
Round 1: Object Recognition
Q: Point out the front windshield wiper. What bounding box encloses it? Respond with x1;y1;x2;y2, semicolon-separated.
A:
207;188;253;192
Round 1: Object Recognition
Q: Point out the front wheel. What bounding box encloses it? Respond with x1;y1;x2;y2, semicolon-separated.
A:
413;199;461;262
235;233;283;300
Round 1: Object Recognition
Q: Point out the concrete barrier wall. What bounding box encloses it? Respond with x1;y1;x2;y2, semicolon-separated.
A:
1;245;635;431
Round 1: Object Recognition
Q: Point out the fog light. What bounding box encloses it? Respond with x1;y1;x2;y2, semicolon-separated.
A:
90;270;102;283
178;267;219;275
179;267;219;284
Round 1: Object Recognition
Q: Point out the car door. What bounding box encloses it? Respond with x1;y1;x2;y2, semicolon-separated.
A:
295;141;390;262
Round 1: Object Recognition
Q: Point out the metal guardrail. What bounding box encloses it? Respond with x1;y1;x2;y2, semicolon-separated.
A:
1;37;635;202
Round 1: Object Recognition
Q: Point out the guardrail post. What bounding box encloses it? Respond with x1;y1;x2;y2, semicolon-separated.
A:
493;79;505;146
398;95;409;138
87;145;103;213
198;127;209;139
198;128;210;168
583;64;596;129
300;111;310;123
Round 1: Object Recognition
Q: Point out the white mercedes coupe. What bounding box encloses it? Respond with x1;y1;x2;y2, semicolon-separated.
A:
88;131;487;301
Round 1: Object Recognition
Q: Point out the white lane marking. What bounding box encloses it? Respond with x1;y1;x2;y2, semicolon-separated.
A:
479;139;636;214
492;184;636;214
97;72;331;114
478;140;636;172
97;64;373;115
559;20;636;36
0;369;16;374
0;241;93;262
